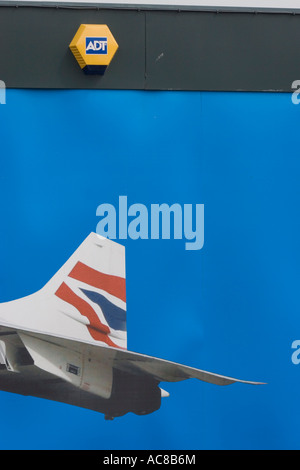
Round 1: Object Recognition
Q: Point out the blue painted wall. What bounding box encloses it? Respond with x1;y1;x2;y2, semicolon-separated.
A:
0;89;299;449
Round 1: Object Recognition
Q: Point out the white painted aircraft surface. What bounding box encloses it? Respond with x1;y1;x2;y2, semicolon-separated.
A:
0;233;263;419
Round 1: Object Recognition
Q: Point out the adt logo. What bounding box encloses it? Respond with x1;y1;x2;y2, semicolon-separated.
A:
85;37;108;55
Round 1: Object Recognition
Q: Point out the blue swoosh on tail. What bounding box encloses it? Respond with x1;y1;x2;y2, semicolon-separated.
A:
80;288;127;332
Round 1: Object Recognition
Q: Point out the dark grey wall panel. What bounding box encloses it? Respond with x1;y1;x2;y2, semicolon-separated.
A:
0;5;299;91
0;7;146;89
145;11;300;91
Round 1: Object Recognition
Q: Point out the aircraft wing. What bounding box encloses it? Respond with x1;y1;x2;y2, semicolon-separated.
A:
109;347;264;386
0;327;264;418
14;330;264;387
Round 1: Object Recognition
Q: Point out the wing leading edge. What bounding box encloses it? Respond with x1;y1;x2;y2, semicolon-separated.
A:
110;346;265;386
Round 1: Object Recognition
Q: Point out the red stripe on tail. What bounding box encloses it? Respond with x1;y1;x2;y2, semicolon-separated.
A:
68;261;126;302
55;282;121;348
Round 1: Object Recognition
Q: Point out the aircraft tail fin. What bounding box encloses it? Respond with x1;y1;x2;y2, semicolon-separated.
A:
42;232;127;349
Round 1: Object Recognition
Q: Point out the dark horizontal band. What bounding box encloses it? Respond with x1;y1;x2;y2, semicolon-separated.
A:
0;4;299;91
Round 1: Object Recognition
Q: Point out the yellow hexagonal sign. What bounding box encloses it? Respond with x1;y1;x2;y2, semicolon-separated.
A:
69;24;119;75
